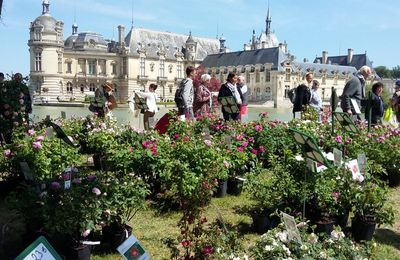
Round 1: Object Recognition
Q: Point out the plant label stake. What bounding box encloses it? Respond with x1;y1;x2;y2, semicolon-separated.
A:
282;213;302;245
357;153;367;173
15;236;61;260
289;129;331;218
333;148;342;167
117;234;150;260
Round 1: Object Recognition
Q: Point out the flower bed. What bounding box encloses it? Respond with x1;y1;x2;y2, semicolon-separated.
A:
1;111;398;258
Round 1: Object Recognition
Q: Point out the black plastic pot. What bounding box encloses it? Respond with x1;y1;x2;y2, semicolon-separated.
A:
102;223;132;250
335;210;350;229
251;212;280;234
227;177;244;196
351;215;376;242
67;244;91;260
388;170;400;187
214;179;227;198
315;219;335;235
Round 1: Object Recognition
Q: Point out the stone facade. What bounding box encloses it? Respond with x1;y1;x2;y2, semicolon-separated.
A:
28;1;220;103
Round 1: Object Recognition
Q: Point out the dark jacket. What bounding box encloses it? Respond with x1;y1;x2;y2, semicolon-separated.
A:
368;92;384;124
292;84;311;113
340;74;365;113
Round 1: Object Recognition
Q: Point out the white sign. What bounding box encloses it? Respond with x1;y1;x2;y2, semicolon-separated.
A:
333;148;342;166
357;153;367;173
346;159;364;182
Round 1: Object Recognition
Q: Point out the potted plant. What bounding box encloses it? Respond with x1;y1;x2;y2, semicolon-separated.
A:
101;173;150;250
350;181;395;242
40;171;106;259
245;158;299;234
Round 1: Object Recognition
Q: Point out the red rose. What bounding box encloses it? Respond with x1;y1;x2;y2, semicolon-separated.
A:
181;240;190;247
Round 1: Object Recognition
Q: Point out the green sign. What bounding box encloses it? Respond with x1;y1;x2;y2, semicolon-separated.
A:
219;96;239;114
333;112;359;134
289;128;331;168
15;236;61;260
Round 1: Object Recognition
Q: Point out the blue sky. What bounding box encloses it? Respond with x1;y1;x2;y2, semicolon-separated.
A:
1;0;399;78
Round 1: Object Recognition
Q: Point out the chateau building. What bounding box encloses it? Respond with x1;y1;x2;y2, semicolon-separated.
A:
29;1;374;108
28;1;220;103
202;7;372;108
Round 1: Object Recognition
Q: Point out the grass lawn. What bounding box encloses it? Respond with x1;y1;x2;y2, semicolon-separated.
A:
2;188;400;259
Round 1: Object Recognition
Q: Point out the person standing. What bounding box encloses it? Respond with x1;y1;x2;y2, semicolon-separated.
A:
237;75;249;122
134;83;159;130
340;65;372;120
309;79;323;122
368;82;385;125
178;66;196;120
292;72;313;118
218;72;243;121
390;80;400;122
193;74;212;117
93;82;117;118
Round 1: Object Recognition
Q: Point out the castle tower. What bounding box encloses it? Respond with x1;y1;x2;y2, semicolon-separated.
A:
28;0;64;102
265;2;272;35
185;31;197;61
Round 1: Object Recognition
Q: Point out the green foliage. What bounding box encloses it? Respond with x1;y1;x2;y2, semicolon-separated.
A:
351;181;395;226
102;172;150;225
251;222;372;259
245;156;300;214
41;170;106;239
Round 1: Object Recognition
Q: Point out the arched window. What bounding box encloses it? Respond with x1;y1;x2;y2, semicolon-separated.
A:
66;82;73;93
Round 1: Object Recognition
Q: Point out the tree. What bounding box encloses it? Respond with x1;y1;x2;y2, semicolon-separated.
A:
392;65;400;79
374;66;392;78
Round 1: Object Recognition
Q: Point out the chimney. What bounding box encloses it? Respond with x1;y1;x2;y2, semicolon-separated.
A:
322;51;328;64
118;25;125;46
261;41;267;49
347;48;353;64
303;58;308;63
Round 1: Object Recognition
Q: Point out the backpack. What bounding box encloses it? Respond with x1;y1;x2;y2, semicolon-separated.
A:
288;88;297;104
174;79;187;108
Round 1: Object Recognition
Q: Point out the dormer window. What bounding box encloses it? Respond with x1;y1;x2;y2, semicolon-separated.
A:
34;28;42;41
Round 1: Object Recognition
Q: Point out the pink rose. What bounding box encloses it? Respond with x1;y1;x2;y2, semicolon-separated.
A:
92;187;101;196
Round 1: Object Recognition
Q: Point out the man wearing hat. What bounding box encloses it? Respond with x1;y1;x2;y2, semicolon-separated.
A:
390;80;400;122
92;81;117;117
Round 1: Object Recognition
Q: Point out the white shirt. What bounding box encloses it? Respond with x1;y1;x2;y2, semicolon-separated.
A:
135;91;158;113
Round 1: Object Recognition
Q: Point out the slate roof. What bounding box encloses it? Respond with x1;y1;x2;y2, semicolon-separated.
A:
124;27;220;60
65;32;108;52
201;47;288;71
313;54;373;70
292;62;357;77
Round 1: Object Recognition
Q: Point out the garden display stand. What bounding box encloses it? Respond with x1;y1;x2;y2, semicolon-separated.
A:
333;112;359;156
289;128;331;218
219;96;240;114
134;93;148;129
